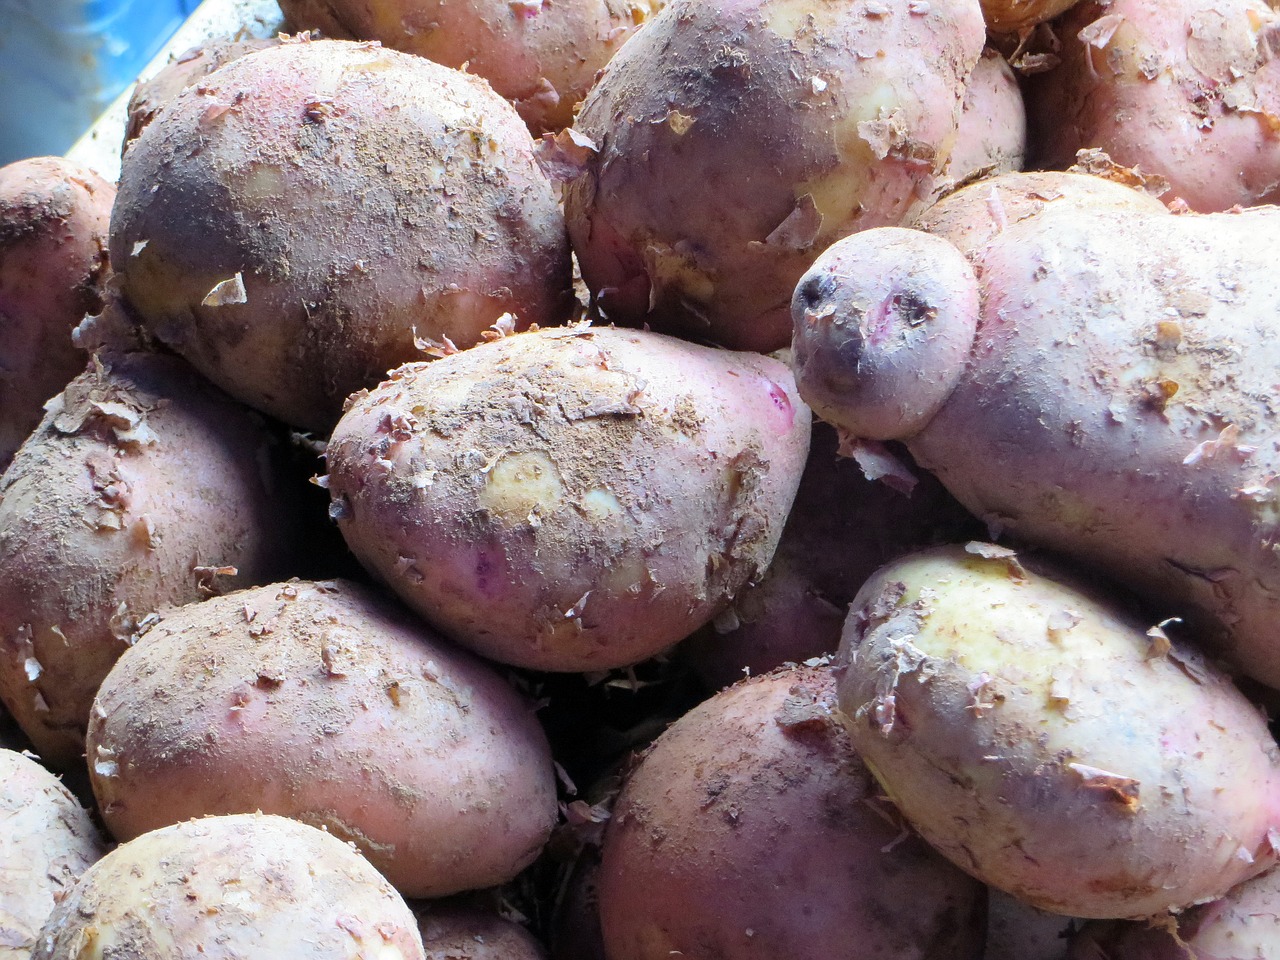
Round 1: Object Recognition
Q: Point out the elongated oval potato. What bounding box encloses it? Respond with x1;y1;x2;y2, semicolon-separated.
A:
599;666;987;960
834;545;1280;921
86;580;557;899
326;326;811;671
835;544;1280;919
30;814;425;960
0;352;301;770
0;749;106;960
111;38;572;431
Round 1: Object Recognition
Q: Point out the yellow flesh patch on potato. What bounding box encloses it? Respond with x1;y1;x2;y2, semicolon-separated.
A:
477;450;564;521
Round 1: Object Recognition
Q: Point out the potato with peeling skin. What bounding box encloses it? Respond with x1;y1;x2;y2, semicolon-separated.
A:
1026;0;1280;212
86;579;558;900
598;666;988;960
834;545;1280;919
563;0;985;352
325;325;810;672
0;352;301;770
791;174;1280;689
31;814;426;960
111;38;573;432
0;157;115;473
981;0;1081;35
944;49;1027;188
0;749;106;960
278;0;664;135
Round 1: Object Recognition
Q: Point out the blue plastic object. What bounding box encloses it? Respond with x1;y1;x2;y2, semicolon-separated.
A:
0;0;201;166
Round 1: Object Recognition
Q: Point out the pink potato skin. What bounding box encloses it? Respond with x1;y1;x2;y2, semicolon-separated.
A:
0;353;301;770
945;49;1027;187
86;580;558;900
564;0;985;352
0;157;114;472
1027;0;1280;212
277;0;664;135
597;666;987;960
415;901;549;959
794;172;1280;690
111;39;572;432
325;326;811;672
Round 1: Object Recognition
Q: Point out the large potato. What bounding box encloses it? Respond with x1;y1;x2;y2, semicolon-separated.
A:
86;579;558;899
0;157;114;472
111;38;572;431
0;352;301;769
563;0;985;351
278;0;664;134
0;749;106;959
834;545;1280;919
598;666;987;959
325;326;811;671
791;175;1280;689
31;814;425;960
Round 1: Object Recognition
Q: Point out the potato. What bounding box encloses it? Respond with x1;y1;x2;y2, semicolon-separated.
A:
0;156;114;472
981;0;1081;34
86;579;558;899
834;545;1280;918
415;901;548;959
325;326;811;671
111;38;573;432
598;666;987;959
277;0;664;134
790;176;1280;689
563;0;985;351
0;352;301;769
944;49;1027;188
30;814;425;959
1026;0;1280;211
0;748;106;959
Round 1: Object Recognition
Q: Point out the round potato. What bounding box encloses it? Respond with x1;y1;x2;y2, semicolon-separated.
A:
111;38;572;431
30;814;425;960
87;579;558;900
0;748;106;960
325;325;811;671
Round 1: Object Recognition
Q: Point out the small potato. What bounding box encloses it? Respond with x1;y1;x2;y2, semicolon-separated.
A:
111;38;572;431
0;156;114;472
87;580;558;899
944;49;1027;187
598;666;987;960
0;749;106;959
30;814;425;960
0;352;301;769
325;326;811;671
278;0;664;134
415;901;548;959
835;545;1280;918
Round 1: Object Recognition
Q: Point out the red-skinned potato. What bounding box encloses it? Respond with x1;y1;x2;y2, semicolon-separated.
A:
944;49;1027;188
598;666;988;960
0;748;106;959
111;38;572;432
0;352;301;769
791;172;1280;689
86;579;558;900
1027;0;1280;211
277;0;664;135
325;325;811;672
30;814;426;960
834;545;1280;919
0;157;114;472
415;901;548;959
564;0;985;351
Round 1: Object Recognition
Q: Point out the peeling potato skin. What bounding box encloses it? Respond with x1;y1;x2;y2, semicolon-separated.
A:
835;546;1280;919
326;326;811;672
598;666;987;960
0;353;302;770
30;814;426;960
563;0;985;352
0;157;115;473
1027;0;1280;212
111;38;573;432
86;579;558;900
0;749;106;960
278;0;664;135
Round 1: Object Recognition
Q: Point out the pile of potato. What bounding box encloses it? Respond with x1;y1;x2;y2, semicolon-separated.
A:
5;0;1280;956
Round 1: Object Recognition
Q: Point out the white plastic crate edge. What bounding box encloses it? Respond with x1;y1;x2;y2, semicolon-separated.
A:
66;0;285;184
